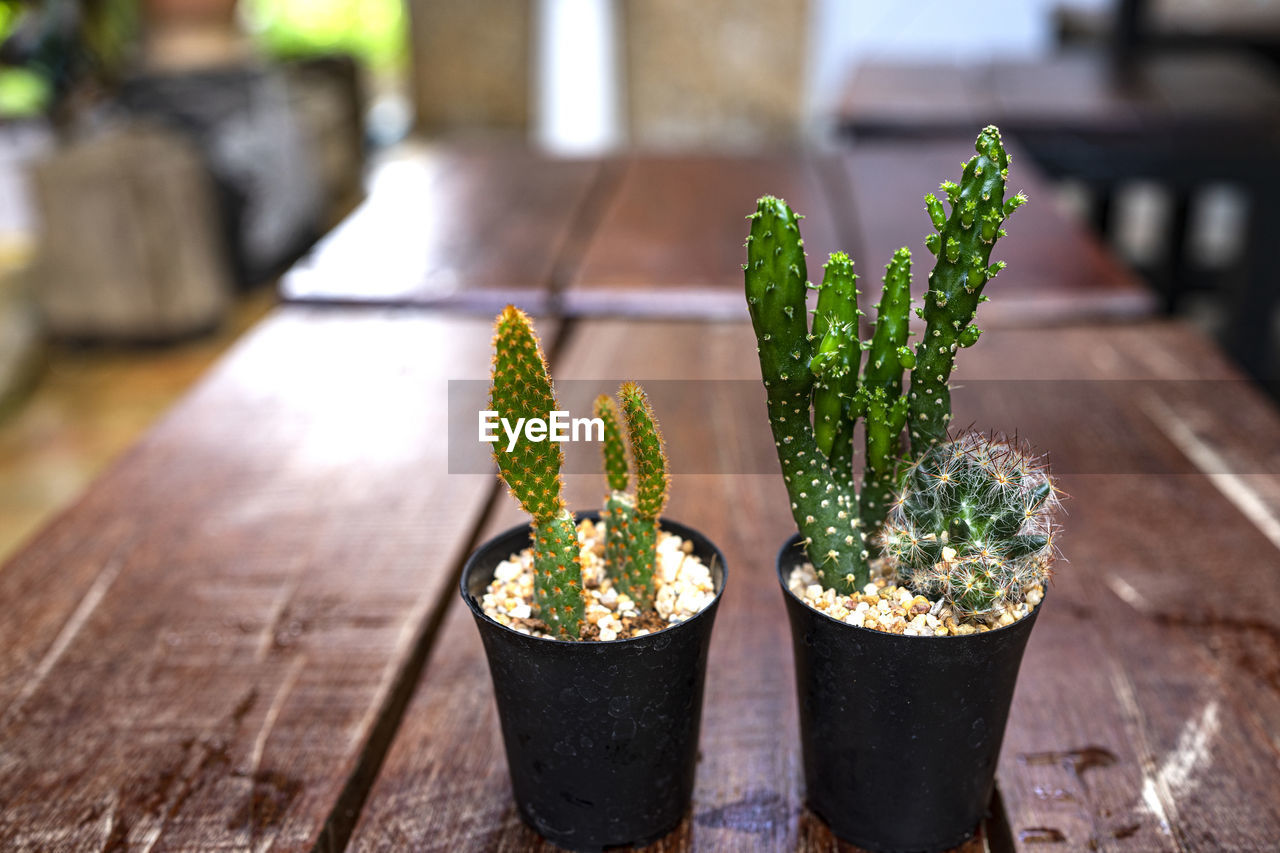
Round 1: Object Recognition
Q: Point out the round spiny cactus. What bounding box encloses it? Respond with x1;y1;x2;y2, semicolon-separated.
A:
880;430;1061;617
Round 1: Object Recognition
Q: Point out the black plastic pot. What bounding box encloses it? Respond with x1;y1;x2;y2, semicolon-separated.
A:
777;534;1041;853
461;513;726;851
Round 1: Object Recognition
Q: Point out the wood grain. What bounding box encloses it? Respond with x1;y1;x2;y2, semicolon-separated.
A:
952;324;1280;851
0;307;502;850
351;318;1280;851
842;54;1280;139
842;138;1155;328
989;53;1280;134
838;63;988;140
562;155;845;319
4;301;1277;851
280;147;600;313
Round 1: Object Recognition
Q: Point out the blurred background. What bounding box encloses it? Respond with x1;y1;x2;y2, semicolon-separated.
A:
0;0;1278;560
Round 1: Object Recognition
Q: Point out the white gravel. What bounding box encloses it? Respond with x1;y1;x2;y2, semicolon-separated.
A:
788;561;1043;636
481;517;717;640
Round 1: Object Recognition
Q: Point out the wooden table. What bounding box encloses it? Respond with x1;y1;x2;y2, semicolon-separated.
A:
281;145;1154;327
4;150;1280;850
279;146;602;314
558;153;845;320
839;52;1280;143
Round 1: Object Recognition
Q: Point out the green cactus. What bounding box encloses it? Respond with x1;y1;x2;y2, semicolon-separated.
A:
747;197;864;594
489;306;584;638
595;384;670;610
596;393;629;493
811;251;861;479
613;382;669;609
859;247;914;546
595;394;635;596
910;125;1026;454
744;126;1024;594
879;431;1060;616
490;314;679;636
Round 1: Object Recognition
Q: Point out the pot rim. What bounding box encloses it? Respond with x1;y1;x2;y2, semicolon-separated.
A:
775;533;1045;642
461;511;728;646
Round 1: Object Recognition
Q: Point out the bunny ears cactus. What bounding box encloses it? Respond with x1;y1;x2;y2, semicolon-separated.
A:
745;126;1027;595
488;307;672;638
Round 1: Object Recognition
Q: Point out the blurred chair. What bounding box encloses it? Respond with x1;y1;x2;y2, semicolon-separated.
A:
1055;0;1280;68
621;0;809;149
282;55;367;227
0;246;41;413
0;122;48;409
115;66;323;288
407;0;531;135
836;0;1280;384
29;126;232;341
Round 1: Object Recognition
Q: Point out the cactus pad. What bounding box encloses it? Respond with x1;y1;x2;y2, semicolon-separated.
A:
620;382;669;519
489;306;565;523
611;382;669;609
532;509;586;638
489;306;586;638
595;394;629;493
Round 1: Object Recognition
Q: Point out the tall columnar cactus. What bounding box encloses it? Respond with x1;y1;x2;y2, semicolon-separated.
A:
910;126;1026;453
810;251;862;481
880;431;1060;616
745;126;1024;594
859;247;914;539
489;307;584;638
747;196;862;593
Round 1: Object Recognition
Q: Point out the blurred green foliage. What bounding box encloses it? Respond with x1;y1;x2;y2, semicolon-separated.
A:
0;0;408;119
241;0;407;74
0;68;48;115
0;0;137;119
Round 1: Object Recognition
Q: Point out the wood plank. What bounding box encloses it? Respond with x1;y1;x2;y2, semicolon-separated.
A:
844;55;1280;143
0;307;503;850
352;318;1280;851
838;62;989;140
1142;53;1280;128
985;54;1148;133
562;155;844;319
988;53;1280;136
842;138;1156;327
280;146;601;312
954;325;1280;851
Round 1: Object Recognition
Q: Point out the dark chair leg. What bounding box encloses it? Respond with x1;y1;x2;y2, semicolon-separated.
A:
1162;189;1194;314
1224;180;1280;383
1088;184;1114;241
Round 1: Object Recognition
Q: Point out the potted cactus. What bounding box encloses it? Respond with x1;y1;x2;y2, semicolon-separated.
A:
746;126;1063;852
460;306;726;850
